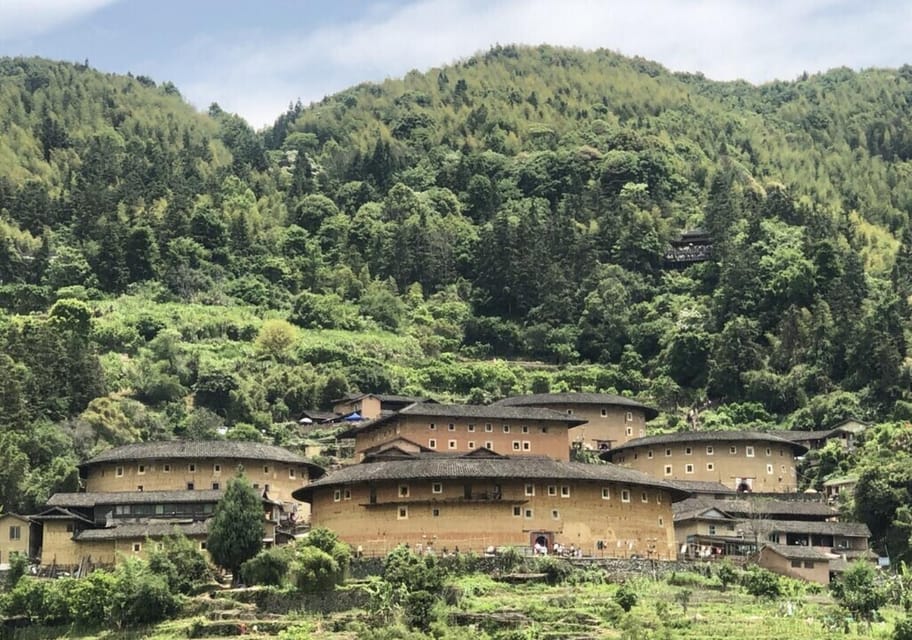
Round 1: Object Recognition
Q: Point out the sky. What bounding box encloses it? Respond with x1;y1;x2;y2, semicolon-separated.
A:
0;0;910;128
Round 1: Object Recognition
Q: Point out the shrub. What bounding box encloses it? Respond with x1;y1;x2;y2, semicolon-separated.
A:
4;553;28;589
147;532;213;594
742;566;782;599
716;560;738;591
403;589;437;631
893;617;912;640
241;547;292;586
69;570;116;626
383;545;445;593
831;560;888;625
532;555;573;585
615;583;638;612
291;545;341;592
667;570;715;588
108;558;179;629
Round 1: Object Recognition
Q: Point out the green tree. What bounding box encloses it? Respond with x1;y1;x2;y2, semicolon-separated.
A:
831;561;888;626
207;475;264;582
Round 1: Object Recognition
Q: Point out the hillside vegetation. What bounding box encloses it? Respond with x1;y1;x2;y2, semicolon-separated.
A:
1;47;912;554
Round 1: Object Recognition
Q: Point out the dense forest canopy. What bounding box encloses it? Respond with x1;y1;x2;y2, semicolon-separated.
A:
0;47;911;555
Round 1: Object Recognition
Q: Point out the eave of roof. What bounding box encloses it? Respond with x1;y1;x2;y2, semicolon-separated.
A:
48;490;225;508
292;455;690;503
602;430;808;457
493;392;659;420
81;440;325;478
74;520;210;541
762;542;833;561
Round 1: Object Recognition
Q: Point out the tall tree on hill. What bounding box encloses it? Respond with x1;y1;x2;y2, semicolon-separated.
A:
207;474;264;583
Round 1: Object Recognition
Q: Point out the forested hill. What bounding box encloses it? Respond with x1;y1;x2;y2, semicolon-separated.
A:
0;48;911;514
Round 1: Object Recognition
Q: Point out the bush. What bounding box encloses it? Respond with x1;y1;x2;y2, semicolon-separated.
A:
742;566;782;599
893;617;912;640
716;560;738;591
291;545;341;592
241;547;292;586
69;570;116;627
615;583;638;612
4;553;28;589
667;570;716;588
403;589;437;631
147;532;213;594
383;545;445;593
532;555;573;585
108;558;179;629
831;560;888;625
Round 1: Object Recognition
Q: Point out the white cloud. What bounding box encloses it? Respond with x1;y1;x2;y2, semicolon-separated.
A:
172;0;912;127
0;0;120;41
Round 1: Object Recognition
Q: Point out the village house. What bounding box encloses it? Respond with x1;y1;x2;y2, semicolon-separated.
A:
777;418;869;453
0;441;323;573
492;392;658;451
340;402;586;462
0;513;36;570
603;431;807;493
293;448;687;558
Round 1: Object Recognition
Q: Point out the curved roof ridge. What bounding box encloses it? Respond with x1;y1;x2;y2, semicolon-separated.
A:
603;429;808;456
492;392;659;420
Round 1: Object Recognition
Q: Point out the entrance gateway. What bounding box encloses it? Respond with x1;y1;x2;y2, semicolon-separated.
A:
530;531;553;553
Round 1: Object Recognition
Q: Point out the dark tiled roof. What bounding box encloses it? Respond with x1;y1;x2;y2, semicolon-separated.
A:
746;519;870;537
777;430;830;442
292;455;689;502
299;410;339;422
82;441;325;476
603;430;808;456
48;490;224;508
74;520;209;541
493;392;659;420
669;480;735;495
763;542;833;561
673;496;837;520
31;507;94;524
335;393;431;404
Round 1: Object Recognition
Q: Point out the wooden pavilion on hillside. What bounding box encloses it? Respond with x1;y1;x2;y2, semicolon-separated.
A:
664;229;713;266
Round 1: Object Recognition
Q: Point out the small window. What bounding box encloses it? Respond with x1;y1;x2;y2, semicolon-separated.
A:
626;426;633;436
525;484;535;496
767;464;773;474
561;486;571;498
706;446;714;455
399;484;409;497
664;465;672;476
522;441;531;451
548;485;557;496
432;482;443;494
485;423;493;432
448;440;457;449
684;447;692;455
398;506;408;520
601;487;610;500
746;446;755;457
333;490;341;502
263;466;269;474
431;507;440;517
187;482;195;490
729;446;737;455
116;466;124;477
522;425;529;433
657;492;662;504
200;542;207;550
468;424;475;432
707;463;714;471
137;485;143;492
791;559;802;568
765;447;772;456
513;441;521;451
541;427;548;433
625;411;633;422
212;482;220;490
468;440;476;449
641;491;648;503
647;450;654;459
66;523;74;533
163;464;171;472
566;409;574;415
289;468;296;479
137;464;146;475
485;441;493;450
213;464;221;473
513;506;522;517
343;488;351;500
709;525;717;535
551;509;560;520
9;526;21;540
665;448;672;457
685;464;694;474
429;423;436;430
658;517;665;527
524;508;533;518
188;464;196;472
428;439;437;449
448;423;455;431
803;561;814;569
621;489;630;503
503;424;510;433
601;408;608;417
132;543;142;552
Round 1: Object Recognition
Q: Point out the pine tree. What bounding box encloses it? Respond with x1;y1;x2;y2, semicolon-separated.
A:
207;474;264;582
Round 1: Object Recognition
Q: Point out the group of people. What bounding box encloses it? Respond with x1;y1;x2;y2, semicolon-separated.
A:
532;540;584;558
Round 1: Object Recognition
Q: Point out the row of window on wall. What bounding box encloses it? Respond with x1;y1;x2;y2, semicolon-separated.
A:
664;463;789;475
426;439;532;451
428;423;549;434
392;500;666;526
112;463;297;479
338;483;660;505
565;409;635;421
627;445;785;461
129;540;207;554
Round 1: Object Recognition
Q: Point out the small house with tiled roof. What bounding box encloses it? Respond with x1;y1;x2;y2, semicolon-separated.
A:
332;393;434;421
294;449;688;558
602;431;807;493
492;392;658;450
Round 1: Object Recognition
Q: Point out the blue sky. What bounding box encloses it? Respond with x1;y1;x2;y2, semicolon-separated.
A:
0;0;910;128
